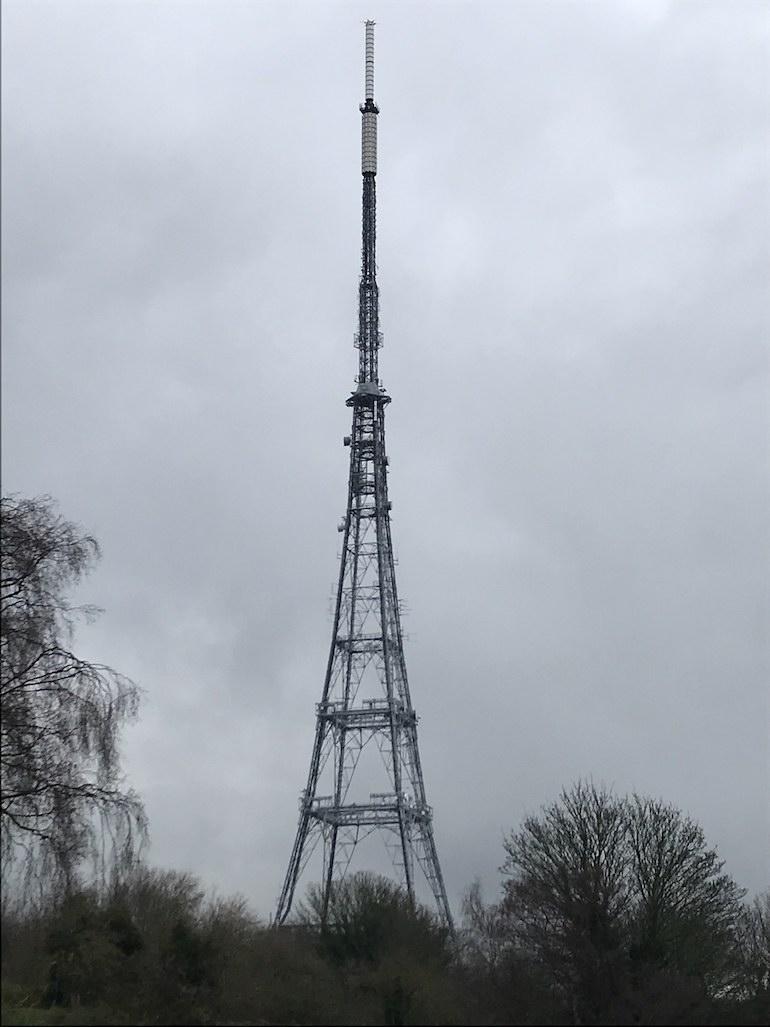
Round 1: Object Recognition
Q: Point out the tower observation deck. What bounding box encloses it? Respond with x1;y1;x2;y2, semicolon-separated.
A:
275;21;453;933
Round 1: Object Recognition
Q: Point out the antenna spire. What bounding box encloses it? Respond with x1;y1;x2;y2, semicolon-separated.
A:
365;19;375;100
361;20;378;175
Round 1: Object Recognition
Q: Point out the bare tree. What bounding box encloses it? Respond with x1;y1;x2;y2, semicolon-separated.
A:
499;781;746;1024
1;494;146;895
731;890;770;1007
296;871;448;967
500;781;631;1021
625;794;744;986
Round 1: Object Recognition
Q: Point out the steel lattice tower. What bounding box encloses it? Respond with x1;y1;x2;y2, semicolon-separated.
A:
275;22;453;932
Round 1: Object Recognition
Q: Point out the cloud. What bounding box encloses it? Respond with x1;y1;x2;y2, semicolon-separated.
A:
2;0;768;917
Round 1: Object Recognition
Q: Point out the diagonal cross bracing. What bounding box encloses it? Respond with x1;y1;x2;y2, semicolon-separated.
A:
275;21;453;934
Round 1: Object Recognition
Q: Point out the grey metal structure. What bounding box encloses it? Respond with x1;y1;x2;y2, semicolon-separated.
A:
275;21;453;932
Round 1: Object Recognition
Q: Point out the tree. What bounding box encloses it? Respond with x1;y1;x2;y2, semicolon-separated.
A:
1;494;146;894
500;781;631;1022
498;781;746;1025
729;890;770;1018
625;794;743;986
296;872;463;1025
460;878;572;1025
298;871;449;968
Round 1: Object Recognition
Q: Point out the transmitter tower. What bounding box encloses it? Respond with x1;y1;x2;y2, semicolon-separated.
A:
275;22;453;932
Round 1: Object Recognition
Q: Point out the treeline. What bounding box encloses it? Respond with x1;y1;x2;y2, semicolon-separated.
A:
2;788;768;1026
2;496;768;1025
6;865;455;1026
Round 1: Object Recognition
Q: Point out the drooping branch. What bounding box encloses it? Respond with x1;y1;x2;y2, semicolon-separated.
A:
1;494;147;896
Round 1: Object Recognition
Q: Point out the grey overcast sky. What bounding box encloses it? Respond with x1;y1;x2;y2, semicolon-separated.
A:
2;0;769;919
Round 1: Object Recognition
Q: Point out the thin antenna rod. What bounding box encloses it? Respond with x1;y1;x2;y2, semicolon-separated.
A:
365;19;375;100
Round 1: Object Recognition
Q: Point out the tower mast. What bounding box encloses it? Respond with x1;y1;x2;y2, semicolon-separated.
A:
275;21;453;933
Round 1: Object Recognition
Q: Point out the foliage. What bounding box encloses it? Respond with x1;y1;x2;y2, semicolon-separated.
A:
44;890;143;1008
460;878;572;1024
296;871;464;1024
0;789;764;1025
1;494;146;894
1;868;349;1026
299;870;450;967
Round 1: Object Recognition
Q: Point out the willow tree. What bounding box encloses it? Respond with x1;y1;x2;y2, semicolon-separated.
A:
1;494;146;895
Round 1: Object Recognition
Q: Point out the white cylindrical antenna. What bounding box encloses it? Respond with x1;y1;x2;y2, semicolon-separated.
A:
362;110;377;174
361;20;378;175
365;20;375;101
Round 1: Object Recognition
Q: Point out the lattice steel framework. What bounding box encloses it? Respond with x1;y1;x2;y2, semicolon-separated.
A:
275;22;453;932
